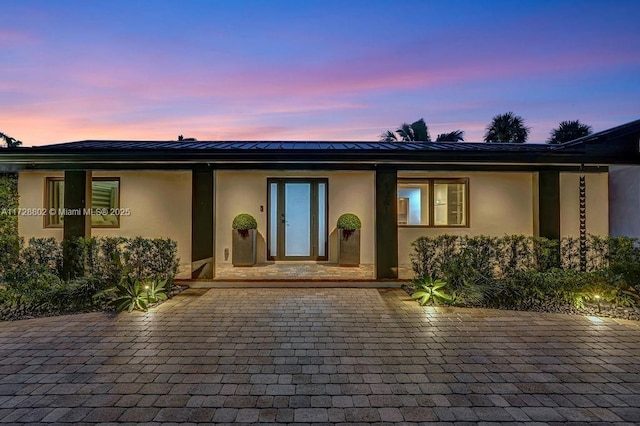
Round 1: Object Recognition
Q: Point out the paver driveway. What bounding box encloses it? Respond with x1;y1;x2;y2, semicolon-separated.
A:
1;288;640;424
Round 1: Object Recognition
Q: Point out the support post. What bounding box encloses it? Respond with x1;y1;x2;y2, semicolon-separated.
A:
191;170;215;279
376;168;398;279
62;170;91;279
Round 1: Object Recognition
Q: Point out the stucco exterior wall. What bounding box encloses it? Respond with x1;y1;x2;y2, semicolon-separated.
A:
215;171;375;266
609;165;640;238
18;171;192;278
17;171;65;241
559;172;608;237
397;172;536;278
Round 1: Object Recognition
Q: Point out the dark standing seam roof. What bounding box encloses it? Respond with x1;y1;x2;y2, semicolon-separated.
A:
1;118;638;169
36;140;562;153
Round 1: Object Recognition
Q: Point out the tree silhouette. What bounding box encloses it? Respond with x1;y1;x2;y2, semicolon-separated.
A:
483;112;530;143
436;130;465;142
0;132;22;148
379;118;431;142
547;120;592;144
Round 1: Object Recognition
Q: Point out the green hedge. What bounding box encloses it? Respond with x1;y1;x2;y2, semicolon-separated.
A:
0;236;180;320
0;174;19;274
410;234;640;311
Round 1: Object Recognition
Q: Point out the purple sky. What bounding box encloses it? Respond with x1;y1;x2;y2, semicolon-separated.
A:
2;0;639;146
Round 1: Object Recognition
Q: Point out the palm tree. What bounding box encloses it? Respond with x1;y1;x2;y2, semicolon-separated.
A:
547;120;592;144
436;130;465;142
379;118;431;142
483;112;530;143
0;132;22;148
379;130;398;142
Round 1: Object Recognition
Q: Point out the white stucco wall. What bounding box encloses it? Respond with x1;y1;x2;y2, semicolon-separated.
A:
17;171;65;241
215;170;375;266
397;172;536;277
18;171;192;278
609;165;640;238
559;172;608;237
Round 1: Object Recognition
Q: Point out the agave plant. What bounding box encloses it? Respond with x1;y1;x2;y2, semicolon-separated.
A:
143;279;168;304
110;276;148;312
411;276;452;306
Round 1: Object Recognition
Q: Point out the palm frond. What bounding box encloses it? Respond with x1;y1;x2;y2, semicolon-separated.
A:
436;130;465;142
378;130;398;142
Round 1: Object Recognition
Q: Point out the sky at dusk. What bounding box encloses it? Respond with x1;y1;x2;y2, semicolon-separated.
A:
1;0;639;146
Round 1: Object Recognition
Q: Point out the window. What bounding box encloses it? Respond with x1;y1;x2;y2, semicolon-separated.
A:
91;179;120;227
45;178;121;228
433;181;467;226
398;179;468;227
397;182;429;225
46;178;64;227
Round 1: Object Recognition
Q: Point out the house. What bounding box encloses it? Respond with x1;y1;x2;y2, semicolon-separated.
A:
1;119;639;280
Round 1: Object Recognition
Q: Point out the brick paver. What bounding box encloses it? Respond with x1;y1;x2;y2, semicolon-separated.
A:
0;288;639;424
214;263;375;280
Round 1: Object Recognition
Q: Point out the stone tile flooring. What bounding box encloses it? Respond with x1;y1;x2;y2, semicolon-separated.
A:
0;288;639;424
214;263;376;280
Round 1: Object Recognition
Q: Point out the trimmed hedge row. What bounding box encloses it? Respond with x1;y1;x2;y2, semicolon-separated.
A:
0;236;180;320
412;234;640;281
410;235;640;314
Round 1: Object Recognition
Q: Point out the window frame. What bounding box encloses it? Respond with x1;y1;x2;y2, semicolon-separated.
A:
44;177;64;228
44;177;122;229
91;177;121;229
398;178;470;228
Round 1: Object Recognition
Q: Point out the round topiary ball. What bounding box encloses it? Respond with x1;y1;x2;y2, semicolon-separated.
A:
232;213;258;230
337;213;361;230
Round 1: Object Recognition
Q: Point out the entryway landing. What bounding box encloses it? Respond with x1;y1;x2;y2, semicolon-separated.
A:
213;262;375;281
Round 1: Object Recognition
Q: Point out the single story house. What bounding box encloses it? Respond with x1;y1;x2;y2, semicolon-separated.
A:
1;119;639;280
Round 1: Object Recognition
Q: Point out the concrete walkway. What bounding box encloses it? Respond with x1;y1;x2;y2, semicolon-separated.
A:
0;288;639;424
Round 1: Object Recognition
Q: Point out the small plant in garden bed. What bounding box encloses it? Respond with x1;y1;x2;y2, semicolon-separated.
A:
411;276;452;306
99;276;169;313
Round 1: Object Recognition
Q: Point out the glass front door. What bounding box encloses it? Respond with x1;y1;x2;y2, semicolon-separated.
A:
268;178;328;260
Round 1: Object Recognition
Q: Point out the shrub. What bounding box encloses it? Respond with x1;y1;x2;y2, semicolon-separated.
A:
108;276;148;313
0;235;180;320
411;276;451;306
99;276;168;313
147;238;179;284
337;213;361;230
410;234;640;315
232;213;257;230
61;237;90;279
0;270;106;320
0;235;20;275
99;237;127;285
0;174;19;275
496;235;535;277
21;238;63;276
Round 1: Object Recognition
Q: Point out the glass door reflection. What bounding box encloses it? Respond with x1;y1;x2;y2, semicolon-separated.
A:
267;178;327;260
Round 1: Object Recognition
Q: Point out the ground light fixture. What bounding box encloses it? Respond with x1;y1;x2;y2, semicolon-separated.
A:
594;294;601;313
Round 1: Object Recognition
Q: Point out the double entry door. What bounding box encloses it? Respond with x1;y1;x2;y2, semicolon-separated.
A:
267;178;328;260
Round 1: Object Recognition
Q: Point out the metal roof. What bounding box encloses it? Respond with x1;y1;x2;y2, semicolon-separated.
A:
37;139;559;152
1;119;638;170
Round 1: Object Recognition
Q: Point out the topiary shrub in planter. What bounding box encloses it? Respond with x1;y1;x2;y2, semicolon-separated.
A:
232;213;258;266
337;213;361;266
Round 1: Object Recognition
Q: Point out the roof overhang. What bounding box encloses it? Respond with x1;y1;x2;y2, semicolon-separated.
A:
1;118;638;171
